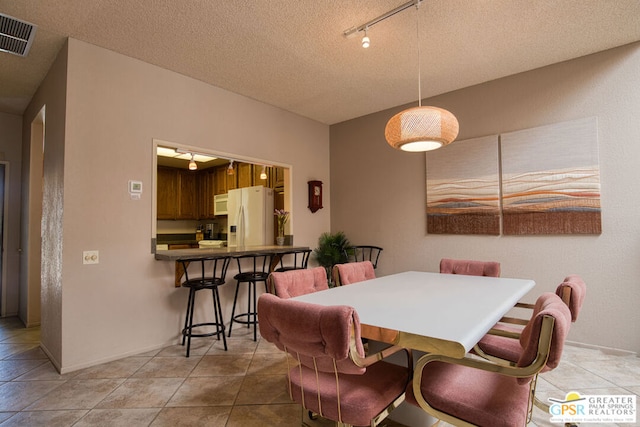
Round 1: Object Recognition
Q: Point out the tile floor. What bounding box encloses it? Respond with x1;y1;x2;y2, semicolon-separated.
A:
0;316;638;426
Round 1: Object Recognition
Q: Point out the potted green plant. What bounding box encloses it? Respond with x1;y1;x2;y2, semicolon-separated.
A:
313;231;350;285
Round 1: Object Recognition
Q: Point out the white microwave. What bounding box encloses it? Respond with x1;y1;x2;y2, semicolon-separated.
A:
214;194;228;215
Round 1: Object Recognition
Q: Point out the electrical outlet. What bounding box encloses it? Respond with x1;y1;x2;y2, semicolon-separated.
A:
83;250;99;265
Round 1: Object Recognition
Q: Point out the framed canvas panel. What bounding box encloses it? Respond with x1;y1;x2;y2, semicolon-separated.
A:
501;117;601;235
426;135;500;235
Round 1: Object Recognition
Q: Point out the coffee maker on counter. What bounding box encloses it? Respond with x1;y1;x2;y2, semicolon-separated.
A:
204;223;215;240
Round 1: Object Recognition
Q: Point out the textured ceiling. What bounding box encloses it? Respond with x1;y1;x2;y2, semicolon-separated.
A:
1;0;639;125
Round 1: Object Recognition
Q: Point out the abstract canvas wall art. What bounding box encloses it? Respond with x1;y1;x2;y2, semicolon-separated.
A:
501;117;601;235
426;135;501;235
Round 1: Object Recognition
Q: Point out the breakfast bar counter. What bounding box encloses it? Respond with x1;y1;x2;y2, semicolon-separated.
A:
155;245;310;286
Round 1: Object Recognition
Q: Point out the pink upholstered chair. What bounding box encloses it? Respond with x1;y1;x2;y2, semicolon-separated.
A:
332;261;376;286
406;292;572;427
344;245;383;269
475;274;586;364
267;266;328;298
474;275;586;414
556;274;586;322
439;258;501;277
258;293;411;427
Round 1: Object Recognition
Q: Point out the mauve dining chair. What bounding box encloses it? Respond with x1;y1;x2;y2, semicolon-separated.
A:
406;292;572;427
267;266;328;298
332;261;376;286
474;275;586;414
258;293;411;427
439;257;501;277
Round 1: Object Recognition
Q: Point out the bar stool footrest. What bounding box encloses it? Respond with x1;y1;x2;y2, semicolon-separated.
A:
182;322;225;338
230;314;257;326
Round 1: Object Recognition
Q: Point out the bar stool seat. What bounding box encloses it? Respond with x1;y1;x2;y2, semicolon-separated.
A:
179;256;231;357
228;253;271;341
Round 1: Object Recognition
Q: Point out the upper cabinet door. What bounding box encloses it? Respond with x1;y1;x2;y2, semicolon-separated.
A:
157;167;178;220
215;166;227;195
177;171;197;219
237;162;253;188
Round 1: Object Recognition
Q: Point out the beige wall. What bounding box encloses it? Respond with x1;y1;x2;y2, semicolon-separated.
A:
22;40;68;367
22;38;330;372
330;42;640;354
0;111;23;317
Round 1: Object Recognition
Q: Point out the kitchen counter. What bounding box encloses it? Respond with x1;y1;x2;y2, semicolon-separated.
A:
155;245;311;286
155;245;309;261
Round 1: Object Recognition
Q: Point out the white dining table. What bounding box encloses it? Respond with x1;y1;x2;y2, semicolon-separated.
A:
291;271;535;358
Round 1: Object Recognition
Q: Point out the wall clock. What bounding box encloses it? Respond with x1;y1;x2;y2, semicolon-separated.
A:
308;180;323;213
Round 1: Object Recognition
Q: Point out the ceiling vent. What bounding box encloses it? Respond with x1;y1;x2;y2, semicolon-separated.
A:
0;13;37;57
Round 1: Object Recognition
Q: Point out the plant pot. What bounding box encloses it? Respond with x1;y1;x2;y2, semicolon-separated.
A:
276;236;285;246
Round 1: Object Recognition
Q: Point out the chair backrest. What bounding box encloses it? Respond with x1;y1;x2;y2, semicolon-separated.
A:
234;253;271;276
439;258;501;277
344;245;383;268
268;267;328;298
179;256;231;286
517;292;572;382
555;274;586;322
274;249;312;272
258;293;366;375
332;261;376;286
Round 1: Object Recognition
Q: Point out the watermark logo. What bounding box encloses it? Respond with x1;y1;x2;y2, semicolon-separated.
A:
549;391;636;423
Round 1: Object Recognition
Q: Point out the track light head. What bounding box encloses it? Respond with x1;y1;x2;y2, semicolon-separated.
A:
188;153;197;170
362;27;370;48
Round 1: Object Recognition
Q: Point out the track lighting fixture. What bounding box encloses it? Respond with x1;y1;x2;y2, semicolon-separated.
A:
188;153;197;170
227;160;234;175
362;28;370;48
260;166;268;180
343;0;458;151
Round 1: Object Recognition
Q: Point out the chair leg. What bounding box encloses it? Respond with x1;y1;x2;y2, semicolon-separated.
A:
228;281;241;337
252;281;257;341
212;286;228;351
182;287;194;346
246;282;252;330
184;288;197;357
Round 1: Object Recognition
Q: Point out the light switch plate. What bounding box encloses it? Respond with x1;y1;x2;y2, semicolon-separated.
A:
83;250;99;265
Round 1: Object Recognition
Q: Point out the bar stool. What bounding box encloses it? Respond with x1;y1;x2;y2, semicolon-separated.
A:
228;253;271;341
179;256;231;357
274;249;311;272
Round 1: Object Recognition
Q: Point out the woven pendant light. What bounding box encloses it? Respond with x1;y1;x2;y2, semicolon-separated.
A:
385;2;459;152
385;106;459;151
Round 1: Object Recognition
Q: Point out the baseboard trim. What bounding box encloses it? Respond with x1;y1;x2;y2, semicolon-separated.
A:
58;339;180;374
565;340;636;357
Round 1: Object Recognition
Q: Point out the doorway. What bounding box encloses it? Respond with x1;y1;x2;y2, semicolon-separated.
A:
18;107;45;326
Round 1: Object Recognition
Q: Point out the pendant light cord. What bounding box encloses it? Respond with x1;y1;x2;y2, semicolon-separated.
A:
416;1;422;107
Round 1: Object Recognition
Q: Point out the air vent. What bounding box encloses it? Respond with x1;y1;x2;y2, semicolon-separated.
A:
0;13;37;57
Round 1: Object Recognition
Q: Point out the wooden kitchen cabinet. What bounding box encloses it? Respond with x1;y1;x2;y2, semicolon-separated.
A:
157;167;178;220
157;166;198;220
177;170;197;219
199;169;217;218
237;162;253;188
214;166;227;195
213;162;239;193
270;166;285;190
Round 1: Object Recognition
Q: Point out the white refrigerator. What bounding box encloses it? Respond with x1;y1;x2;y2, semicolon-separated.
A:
227;185;275;247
